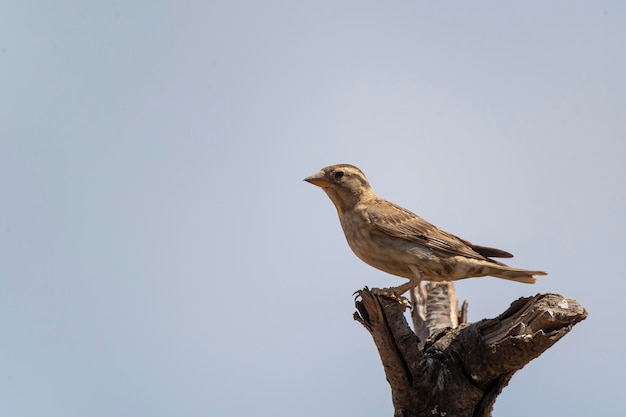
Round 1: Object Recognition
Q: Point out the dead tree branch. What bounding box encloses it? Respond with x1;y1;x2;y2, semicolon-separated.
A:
354;286;587;417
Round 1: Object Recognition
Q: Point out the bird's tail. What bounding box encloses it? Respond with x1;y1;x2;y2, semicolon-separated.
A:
489;265;547;284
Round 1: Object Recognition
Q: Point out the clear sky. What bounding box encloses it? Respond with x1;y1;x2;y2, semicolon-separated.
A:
1;2;625;416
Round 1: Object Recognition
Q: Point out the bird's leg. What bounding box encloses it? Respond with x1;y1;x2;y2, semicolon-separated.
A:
372;265;423;305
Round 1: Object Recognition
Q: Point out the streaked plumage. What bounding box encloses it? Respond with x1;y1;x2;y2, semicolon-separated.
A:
304;164;546;296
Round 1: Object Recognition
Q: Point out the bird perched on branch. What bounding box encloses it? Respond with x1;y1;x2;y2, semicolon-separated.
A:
304;164;546;298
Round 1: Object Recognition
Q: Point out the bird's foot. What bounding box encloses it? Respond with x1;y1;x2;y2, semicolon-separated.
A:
371;287;411;308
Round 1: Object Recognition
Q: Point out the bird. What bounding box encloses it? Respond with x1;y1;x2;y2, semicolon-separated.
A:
304;164;546;298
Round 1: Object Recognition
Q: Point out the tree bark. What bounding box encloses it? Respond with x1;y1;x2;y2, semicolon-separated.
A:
354;284;587;417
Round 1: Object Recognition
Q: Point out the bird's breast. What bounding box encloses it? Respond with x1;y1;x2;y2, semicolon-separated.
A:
338;210;419;279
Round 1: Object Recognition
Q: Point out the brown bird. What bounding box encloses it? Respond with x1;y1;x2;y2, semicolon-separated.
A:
304;164;546;297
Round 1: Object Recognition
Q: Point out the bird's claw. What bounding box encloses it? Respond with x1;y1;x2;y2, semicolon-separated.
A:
353;286;369;299
371;287;411;308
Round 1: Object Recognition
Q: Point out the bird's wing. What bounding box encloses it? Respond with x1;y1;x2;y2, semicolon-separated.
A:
367;199;505;261
458;239;513;259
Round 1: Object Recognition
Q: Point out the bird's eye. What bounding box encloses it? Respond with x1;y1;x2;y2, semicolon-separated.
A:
334;171;344;179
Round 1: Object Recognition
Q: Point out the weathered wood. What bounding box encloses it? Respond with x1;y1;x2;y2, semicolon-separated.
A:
354;287;587;417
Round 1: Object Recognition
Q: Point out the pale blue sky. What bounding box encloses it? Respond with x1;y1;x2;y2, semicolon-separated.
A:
1;2;625;416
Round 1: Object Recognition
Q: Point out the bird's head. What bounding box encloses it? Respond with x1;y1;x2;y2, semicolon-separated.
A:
304;164;374;214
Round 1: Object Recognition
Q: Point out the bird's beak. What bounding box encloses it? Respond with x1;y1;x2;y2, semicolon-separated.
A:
304;170;330;188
